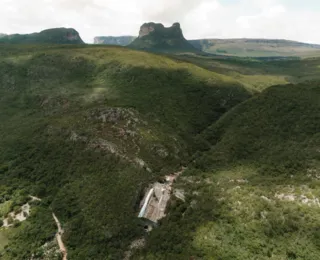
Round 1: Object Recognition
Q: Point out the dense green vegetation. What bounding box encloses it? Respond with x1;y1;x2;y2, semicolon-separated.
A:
0;43;319;259
0;44;250;259
199;82;320;171
174;54;320;91
134;82;320;259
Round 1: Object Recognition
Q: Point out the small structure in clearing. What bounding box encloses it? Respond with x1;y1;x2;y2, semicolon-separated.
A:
138;167;185;226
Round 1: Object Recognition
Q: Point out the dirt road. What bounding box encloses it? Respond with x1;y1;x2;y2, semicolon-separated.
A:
52;213;67;260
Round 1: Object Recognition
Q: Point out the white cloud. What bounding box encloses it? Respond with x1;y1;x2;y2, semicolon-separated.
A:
0;0;319;43
236;5;287;31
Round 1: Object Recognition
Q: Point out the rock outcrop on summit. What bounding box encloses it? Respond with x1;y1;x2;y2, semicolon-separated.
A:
0;28;84;44
129;22;198;53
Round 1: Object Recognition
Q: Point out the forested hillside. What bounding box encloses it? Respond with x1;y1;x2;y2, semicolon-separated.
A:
0;42;319;259
134;82;320;259
0;44;250;259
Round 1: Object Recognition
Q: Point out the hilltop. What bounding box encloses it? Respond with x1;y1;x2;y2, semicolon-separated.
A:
129;22;198;53
190;38;320;57
0;28;84;44
94;36;136;45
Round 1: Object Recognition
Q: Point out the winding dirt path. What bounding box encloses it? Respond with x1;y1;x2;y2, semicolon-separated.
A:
52;213;67;260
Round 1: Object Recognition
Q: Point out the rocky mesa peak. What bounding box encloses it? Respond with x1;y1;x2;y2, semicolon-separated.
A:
39;28;84;43
129;21;198;53
0;27;84;44
138;22;182;38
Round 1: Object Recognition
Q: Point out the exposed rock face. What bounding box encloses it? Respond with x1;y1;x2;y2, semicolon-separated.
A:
129;22;198;53
65;31;79;41
0;28;84;44
138;22;182;39
139;24;155;38
94;36;136;45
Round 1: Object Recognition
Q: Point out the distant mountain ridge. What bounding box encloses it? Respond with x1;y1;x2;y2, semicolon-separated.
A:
189;38;320;57
0;28;84;44
94;36;136;45
128;22;199;53
93;28;320;57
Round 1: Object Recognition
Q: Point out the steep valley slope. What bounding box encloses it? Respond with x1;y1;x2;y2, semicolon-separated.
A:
134;82;320;260
0;44;250;259
0;44;319;260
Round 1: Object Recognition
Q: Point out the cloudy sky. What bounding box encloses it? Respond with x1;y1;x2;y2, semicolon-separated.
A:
1;0;319;43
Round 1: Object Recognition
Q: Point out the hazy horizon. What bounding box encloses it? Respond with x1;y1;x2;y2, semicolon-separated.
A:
1;0;319;44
